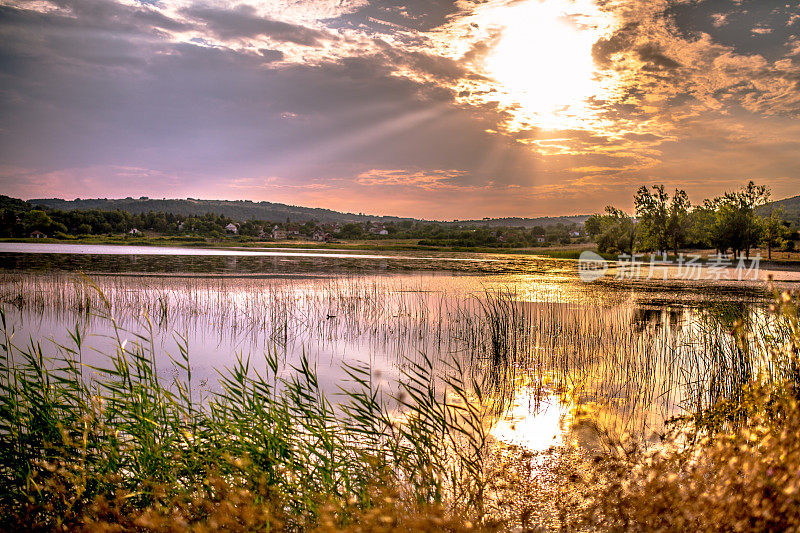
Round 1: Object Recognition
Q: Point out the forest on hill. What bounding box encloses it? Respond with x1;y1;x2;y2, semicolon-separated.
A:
29;197;589;228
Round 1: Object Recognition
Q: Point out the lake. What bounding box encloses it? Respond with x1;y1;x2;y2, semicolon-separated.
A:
0;242;794;451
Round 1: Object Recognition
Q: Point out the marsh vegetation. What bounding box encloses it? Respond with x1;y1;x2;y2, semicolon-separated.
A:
0;254;797;530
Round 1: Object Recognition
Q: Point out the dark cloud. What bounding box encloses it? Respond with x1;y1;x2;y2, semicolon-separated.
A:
637;43;681;70
0;1;536;203
325;0;462;33
592;22;638;67
667;0;799;60
594;24;681;72
0;0;189;34
181;4;329;46
258;48;284;62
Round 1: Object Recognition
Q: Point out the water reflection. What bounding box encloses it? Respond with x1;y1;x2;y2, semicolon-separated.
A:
490;387;570;452
0;265;775;451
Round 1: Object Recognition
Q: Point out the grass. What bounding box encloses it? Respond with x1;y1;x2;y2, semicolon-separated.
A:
554;286;800;531
0;290;499;530
1;273;798;530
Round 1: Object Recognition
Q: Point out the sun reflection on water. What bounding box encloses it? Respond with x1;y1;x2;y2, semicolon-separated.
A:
490;385;572;451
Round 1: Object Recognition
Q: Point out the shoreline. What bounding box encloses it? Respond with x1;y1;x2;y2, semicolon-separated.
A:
2;236;800;270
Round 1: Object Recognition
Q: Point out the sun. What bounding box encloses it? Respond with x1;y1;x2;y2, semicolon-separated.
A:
483;0;606;129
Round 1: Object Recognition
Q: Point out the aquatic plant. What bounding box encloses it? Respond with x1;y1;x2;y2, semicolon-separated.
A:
556;288;800;532
0;271;777;440
0;292;497;530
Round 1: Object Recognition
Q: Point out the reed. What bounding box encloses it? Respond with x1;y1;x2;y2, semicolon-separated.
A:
0;272;775;439
560;288;800;532
0;296;496;530
0;272;797;530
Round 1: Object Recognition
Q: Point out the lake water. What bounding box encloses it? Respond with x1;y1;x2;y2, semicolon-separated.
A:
1;243;795;451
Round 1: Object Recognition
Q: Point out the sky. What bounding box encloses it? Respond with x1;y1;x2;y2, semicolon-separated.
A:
0;0;798;219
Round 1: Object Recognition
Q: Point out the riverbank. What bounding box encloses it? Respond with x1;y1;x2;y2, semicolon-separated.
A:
4;237;800;274
0;235;589;255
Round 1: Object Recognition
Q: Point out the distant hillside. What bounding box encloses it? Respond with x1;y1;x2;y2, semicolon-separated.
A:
29;197;590;227
758;194;800;227
455;215;590;228
29;197;415;224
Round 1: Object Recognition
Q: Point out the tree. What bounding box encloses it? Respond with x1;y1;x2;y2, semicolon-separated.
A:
23;210;55;234
340;223;364;239
585;207;637;254
686;202;716;249
667;189;691;256
735;181;769;257
634;185;670;254
635;185;690;255
300;220;318;236
761;208;790;260
714;181;769;258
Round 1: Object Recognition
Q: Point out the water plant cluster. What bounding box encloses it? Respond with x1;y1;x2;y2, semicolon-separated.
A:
1;273;798;530
0;272;771;438
557;287;800;531
0;297;498;530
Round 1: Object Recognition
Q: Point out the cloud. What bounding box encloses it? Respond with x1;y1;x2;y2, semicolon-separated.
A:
711;13;729;28
592;22;639;67
0;165;186;199
636;43;681;70
180;4;329;45
1;0;799;218
354;168;466;189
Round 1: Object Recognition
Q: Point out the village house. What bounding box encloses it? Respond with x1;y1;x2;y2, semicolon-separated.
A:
128;228;141;235
312;230;328;242
30;230;46;238
369;223;389;235
535;236;546;243
271;225;288;240
225;223;238;234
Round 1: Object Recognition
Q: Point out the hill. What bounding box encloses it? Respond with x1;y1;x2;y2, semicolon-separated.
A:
454;215;590;228
29;197;414;224
29;197;589;227
758;194;800;227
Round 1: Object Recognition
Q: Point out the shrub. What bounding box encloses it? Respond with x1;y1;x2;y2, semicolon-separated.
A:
561;288;800;532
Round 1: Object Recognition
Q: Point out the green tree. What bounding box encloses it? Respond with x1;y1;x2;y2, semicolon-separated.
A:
686;202;716;249
761;208;790;260
340;223;364;239
713;181;769;258
300;220;318;236
667;189;691;256
635;185;689;255
585;207;637;254
23;210;54;233
634;185;670;253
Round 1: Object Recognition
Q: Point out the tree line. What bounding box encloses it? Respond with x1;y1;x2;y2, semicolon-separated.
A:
1;197;235;238
585;182;796;260
0;195;585;247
